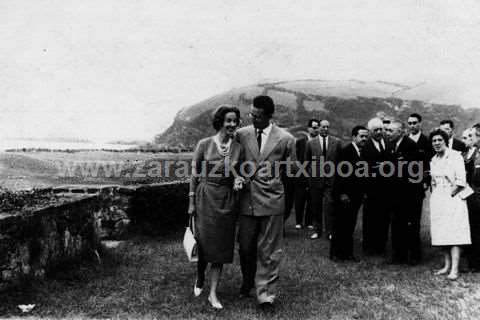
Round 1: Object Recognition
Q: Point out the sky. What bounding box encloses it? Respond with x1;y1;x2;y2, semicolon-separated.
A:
1;0;480;142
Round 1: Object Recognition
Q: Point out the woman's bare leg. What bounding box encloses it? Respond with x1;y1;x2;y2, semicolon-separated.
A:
208;263;223;309
448;246;460;280
195;254;207;295
434;248;451;275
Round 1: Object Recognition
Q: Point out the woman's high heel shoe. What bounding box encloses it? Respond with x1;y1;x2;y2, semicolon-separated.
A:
208;296;223;310
433;268;449;276
447;273;459;281
193;281;203;297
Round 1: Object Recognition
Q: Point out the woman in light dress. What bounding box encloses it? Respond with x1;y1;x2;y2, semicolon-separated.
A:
429;129;471;280
187;105;244;309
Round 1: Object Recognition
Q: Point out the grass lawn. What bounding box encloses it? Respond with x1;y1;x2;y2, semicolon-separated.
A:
1;215;480;319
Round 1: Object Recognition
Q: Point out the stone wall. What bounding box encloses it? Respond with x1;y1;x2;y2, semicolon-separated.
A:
0;181;189;290
0;195;102;290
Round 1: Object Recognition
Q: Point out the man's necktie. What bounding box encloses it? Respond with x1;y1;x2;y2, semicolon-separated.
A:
257;129;263;150
379;140;385;154
322;136;327;158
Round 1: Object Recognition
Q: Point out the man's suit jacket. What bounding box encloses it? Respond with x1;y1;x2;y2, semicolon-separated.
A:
334;142;367;197
333;142;366;198
305;135;342;189
296;135;308;162
362;138;393;192
236;124;297;217
390;136;420;193
452;137;468;153
295;135;309;183
409;133;433;189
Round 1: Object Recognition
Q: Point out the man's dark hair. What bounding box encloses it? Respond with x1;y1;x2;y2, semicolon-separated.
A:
308;118;320;127
212;105;240;131
409;113;422;122
429;128;449;145
440;119;454;129
472;123;480;130
352;125;368;136
253;95;275;115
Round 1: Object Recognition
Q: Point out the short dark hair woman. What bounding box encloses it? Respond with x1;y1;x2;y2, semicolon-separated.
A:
429;128;471;280
188;105;243;309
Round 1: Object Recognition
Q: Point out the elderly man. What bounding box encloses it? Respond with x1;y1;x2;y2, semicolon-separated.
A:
385;121;421;264
236;95;297;307
305;119;342;239
362;117;393;256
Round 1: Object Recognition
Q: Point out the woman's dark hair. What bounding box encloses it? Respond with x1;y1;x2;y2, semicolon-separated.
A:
429;128;449;145
212;105;240;131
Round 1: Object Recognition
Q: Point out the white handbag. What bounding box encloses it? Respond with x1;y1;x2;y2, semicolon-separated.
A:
183;215;199;262
457;184;474;200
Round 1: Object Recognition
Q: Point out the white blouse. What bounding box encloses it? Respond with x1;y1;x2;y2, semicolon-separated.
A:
430;148;466;188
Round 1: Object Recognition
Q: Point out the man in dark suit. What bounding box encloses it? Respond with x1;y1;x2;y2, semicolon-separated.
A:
407;113;432;263
293;119;320;229
386;120;421;264
362;117;393;255
330;125;369;261
440;119;467;153
305;120;342;239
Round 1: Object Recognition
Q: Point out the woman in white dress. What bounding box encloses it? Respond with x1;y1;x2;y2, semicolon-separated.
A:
429;129;471;280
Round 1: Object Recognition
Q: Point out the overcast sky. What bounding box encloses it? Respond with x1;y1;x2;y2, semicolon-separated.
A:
1;0;480;142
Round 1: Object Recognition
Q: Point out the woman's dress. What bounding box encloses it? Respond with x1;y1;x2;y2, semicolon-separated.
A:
429;149;471;246
190;136;242;263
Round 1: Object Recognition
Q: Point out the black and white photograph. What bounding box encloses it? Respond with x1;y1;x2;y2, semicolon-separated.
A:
1;0;480;319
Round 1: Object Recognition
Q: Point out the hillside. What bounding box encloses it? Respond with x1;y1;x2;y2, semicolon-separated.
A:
155;80;480;148
0;152;192;190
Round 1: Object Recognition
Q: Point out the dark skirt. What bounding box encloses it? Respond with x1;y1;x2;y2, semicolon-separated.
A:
195;179;237;263
467;193;480;269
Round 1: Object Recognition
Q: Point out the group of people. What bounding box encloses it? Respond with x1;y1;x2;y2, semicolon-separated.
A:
293;115;480;280
186;94;480;310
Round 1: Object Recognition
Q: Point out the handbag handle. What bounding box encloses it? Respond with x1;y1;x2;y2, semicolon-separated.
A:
188;215;196;235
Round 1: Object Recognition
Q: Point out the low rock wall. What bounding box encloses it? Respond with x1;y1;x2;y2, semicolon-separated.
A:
0;196;101;290
0;181;189;290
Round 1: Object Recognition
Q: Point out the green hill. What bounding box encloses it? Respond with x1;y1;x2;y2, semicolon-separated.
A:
155;80;480;148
